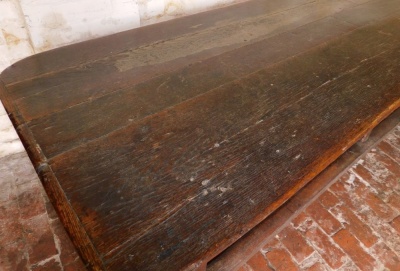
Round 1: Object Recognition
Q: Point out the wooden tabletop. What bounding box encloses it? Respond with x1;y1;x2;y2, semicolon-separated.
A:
1;0;400;270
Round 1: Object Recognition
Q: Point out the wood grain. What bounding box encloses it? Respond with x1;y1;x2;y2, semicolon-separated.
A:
0;2;400;271
0;0;312;85
208;109;400;271
7;0;353;123
24;16;356;158
50;30;400;270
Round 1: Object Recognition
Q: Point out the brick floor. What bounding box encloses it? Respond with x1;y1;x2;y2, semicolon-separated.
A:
0;152;86;271
238;124;400;271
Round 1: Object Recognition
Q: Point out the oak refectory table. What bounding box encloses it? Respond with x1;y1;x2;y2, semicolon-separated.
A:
1;0;400;270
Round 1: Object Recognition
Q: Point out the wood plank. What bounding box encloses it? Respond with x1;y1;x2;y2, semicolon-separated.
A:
0;0;314;85
333;0;400;26
29;19;400;270
4;0;353;119
23;16;356;158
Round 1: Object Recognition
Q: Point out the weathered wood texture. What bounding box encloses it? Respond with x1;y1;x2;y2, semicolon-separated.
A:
208;109;400;271
1;1;400;270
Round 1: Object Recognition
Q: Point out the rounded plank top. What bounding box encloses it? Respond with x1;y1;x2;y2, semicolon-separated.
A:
1;1;400;270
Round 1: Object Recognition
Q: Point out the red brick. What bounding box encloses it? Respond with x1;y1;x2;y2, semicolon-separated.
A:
333;172;398;223
291;212;312;229
318;190;340;209
337;260;359;270
333;229;376;271
338;172;351;182
387;192;400;212
265;248;299;271
17;184;46;220
0;199;19;220
0;181;16;203
377;140;400;164
247;252;273;271
31;258;63;271
305;262;327;271
385;132;400;150
358;210;400;257
369;149;400;177
371;242;400;271
50;219;82;266
262;237;280;252
304;227;346;269
352;177;397;222
0;240;29;271
21;214;58;264
278;226;314;263
390;216;400;233
330;205;377;248
352;164;391;196
361;152;400;193
329;174;359;210
63;258;87;271
237;264;251;271
305;201;342;235
0;219;25;246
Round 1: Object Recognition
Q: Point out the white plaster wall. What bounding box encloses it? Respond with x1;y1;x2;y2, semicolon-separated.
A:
137;0;246;25
20;0;141;52
0;0;34;71
0;0;242;72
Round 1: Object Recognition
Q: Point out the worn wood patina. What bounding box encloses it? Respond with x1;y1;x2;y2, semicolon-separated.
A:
0;0;400;270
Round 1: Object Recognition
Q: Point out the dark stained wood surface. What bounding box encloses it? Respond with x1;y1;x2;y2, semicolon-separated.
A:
1;1;400;270
208;109;400;271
